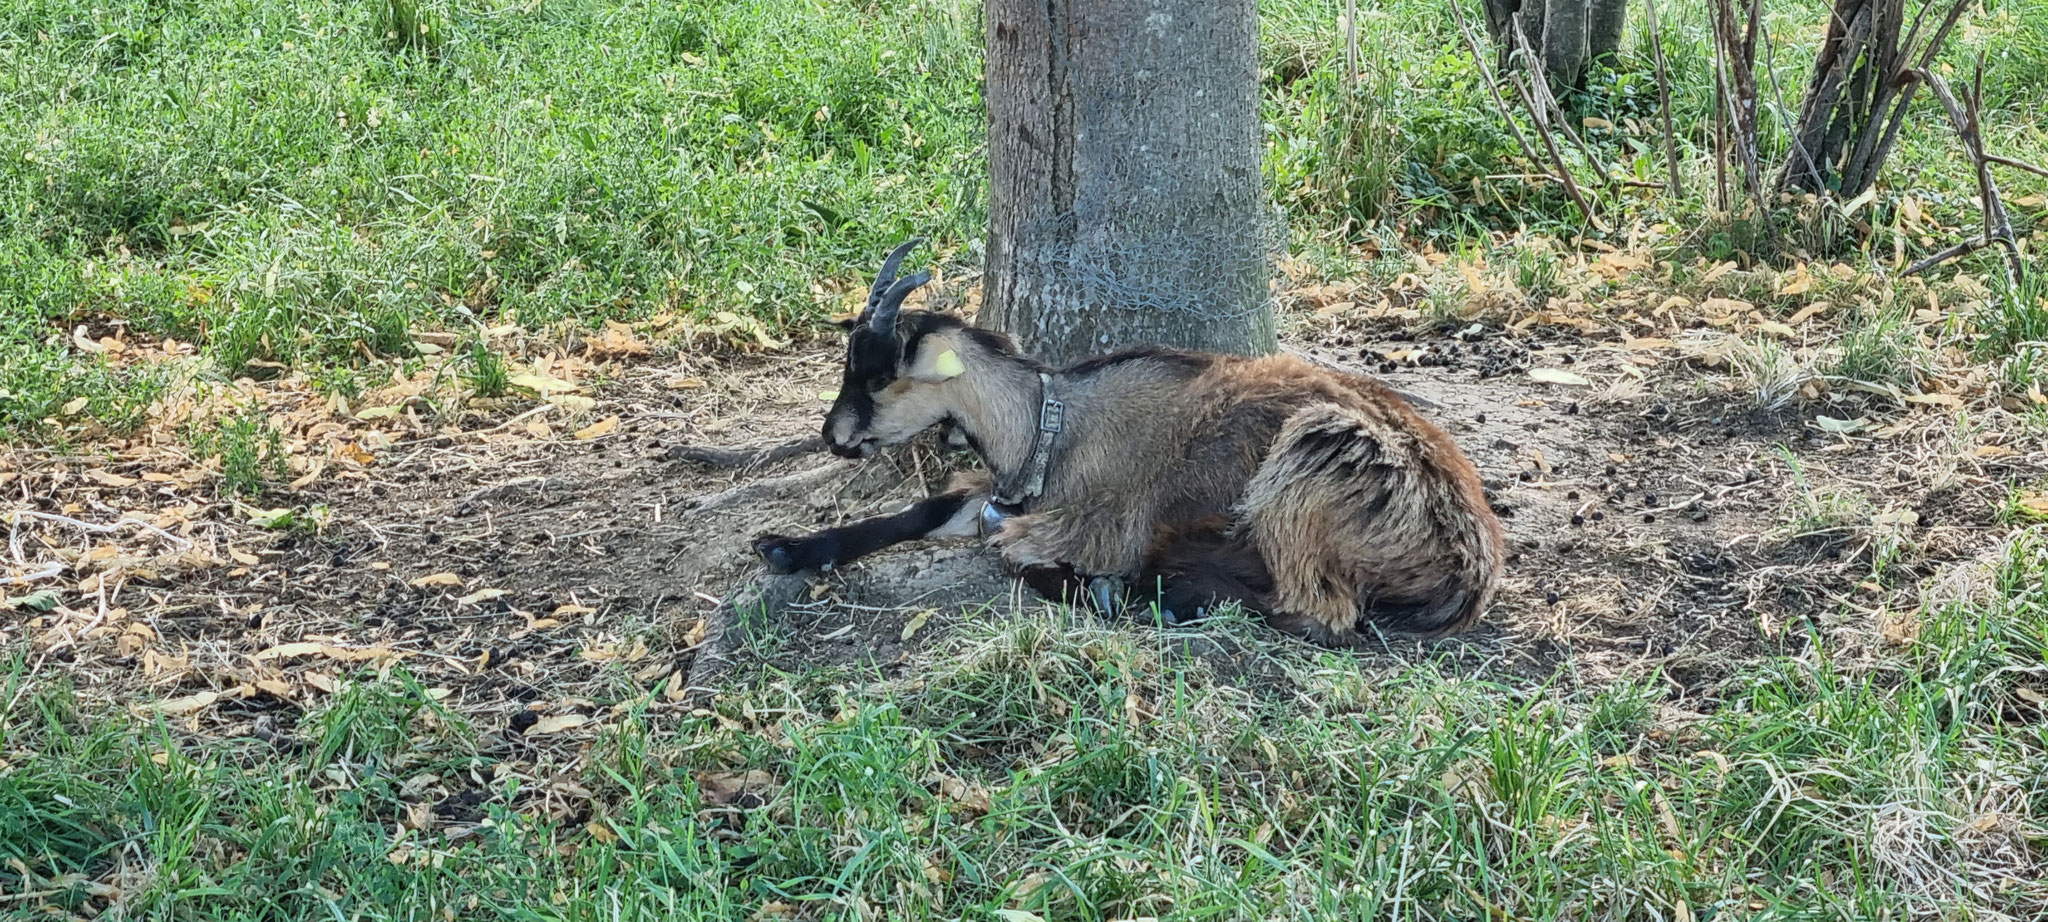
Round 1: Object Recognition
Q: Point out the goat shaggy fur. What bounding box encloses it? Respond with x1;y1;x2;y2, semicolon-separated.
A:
754;243;1505;644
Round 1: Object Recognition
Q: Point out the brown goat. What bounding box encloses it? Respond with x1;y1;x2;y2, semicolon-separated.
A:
753;241;1505;644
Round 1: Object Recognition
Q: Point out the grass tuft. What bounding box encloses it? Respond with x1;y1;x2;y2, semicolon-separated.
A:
187;408;289;496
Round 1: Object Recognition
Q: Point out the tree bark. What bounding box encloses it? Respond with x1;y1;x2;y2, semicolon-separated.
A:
1541;0;1591;85
1483;0;1627;91
1777;0;1971;197
980;0;1276;366
1588;0;1628;63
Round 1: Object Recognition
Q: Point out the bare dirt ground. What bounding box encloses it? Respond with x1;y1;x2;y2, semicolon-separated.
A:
6;299;2043;760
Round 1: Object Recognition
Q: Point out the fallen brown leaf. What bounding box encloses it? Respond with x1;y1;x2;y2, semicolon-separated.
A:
86;470;139;488
936;775;993;816
698;769;781;807
573;416;619;440
1529;368;1593;387
527;713;589;735
1786;301;1832;324
141;690;218;716
253;642;401;663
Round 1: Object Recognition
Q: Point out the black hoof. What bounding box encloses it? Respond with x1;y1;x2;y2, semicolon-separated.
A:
753;534;830;574
1086;576;1127;617
978;502;1009;538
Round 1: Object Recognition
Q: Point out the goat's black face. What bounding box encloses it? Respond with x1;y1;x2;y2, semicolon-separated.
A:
821;310;975;458
823;324;902;458
822;241;974;457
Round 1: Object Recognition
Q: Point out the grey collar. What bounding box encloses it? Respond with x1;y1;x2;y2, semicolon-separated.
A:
991;372;1062;508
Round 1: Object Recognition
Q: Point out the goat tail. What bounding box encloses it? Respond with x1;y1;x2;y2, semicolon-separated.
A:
1240;401;1503;640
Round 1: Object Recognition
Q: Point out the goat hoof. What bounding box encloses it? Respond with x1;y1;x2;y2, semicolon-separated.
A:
1085;576;1126;616
753;534;813;574
977;502;1008;538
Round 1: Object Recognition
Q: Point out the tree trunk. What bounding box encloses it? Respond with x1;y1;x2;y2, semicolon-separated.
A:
1777;0;1970;197
980;0;1276;366
1482;0;1627;91
1588;0;1627;63
1541;0;1591;85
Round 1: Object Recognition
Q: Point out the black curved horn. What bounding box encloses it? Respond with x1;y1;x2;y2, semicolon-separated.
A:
864;238;923;319
866;270;931;338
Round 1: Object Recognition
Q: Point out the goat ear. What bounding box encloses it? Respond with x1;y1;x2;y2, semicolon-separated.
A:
906;341;967;383
830;315;859;331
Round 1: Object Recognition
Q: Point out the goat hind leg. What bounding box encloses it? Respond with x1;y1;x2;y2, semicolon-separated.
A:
1123;528;1276;628
1015;567;1136;620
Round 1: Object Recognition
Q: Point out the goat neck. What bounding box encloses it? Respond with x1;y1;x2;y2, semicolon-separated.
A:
945;343;1050;492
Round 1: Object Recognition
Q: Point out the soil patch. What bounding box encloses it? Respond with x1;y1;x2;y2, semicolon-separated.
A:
7;319;2039;749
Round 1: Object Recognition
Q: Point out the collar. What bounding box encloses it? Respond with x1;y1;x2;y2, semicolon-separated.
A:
990;372;1062;508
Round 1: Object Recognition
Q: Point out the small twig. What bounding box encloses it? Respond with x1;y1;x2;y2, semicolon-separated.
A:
1641;0;1684;196
6;563;65;583
1903;234;2010;277
1755;15;1823;196
665;436;825;471
1901;61;2025;286
1986;154;2048;180
8;510;193;551
386;404;554;449
1448;2;1567;192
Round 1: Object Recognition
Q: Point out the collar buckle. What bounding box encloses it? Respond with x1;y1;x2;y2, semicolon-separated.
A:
1038;398;1065;433
991;372;1062;509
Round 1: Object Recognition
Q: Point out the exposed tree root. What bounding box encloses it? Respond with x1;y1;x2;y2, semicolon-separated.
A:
682;570;813;708
686;461;855;516
665;436;824;470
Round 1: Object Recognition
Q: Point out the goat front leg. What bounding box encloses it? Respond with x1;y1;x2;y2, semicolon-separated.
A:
753;488;986;574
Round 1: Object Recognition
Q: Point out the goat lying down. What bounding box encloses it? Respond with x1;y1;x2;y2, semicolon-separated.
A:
754;241;1506;644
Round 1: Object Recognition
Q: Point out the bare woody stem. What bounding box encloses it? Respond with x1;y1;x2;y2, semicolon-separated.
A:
1900;60;2026;286
1641;0;1684;197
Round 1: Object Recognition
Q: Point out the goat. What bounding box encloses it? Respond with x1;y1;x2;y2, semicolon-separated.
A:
752;240;1506;644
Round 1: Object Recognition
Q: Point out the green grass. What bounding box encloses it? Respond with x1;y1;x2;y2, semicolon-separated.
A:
1826;304;1933;395
186;407;289;496
1;0;986;438
5;533;2046;920
456;337;511;399
4;0;2046;440
4;1;2048;914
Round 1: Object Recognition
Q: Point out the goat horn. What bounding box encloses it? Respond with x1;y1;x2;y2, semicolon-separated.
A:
865;238;923;319
866;270;931;337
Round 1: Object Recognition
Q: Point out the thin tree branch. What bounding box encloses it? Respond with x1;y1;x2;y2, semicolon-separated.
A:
1987;154;2048;181
1505;13;1616;189
1901;63;2025;286
1641;0;1685;197
1448;2;1592;219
